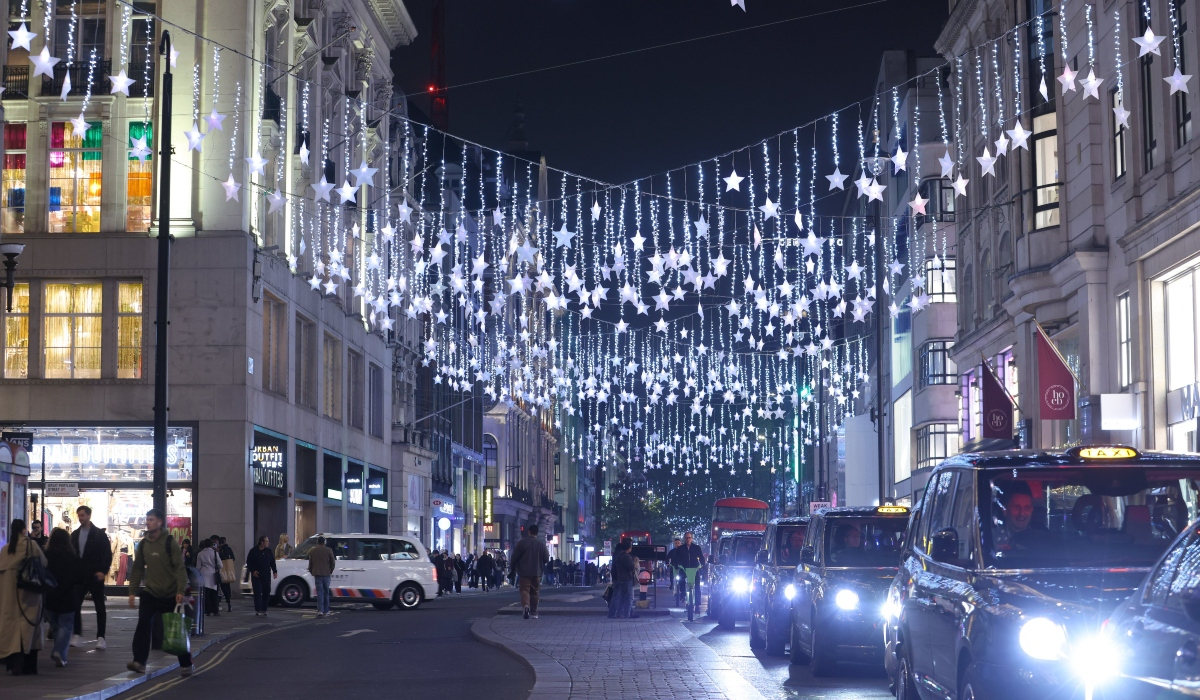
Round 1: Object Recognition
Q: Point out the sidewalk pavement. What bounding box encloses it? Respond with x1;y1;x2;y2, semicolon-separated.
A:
473;606;764;700
0;602;282;700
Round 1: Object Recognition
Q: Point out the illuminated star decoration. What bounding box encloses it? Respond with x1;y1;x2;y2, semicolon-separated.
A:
1113;101;1131;129
267;189;285;214
1007;120;1032;150
169;44;179;68
8;23;35;52
129;136;151;162
335;181;357;204
976;147;997;177
184;122;205;152
299;140;310;165
938;151;955;177
221;174;241;202
29;46;60;79
724;169;744;191
1057;64;1078;93
245;151;268;176
953;175;970;197
204;109;226;132
69;115;90;139
310;175;335;202
553;222;575;249
909;193;929;215
1166;67;1193;95
349;159;378;188
891;146;907;173
1133;27;1165;57
109;69;135;95
1080;68;1104;101
731;0;746;9
825;166;847;190
759;197;779;219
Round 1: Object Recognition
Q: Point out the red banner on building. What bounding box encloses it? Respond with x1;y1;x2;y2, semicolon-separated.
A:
981;359;1014;439
1036;325;1076;420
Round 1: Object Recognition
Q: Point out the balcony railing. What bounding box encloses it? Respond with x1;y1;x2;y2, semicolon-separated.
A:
3;66;29;99
42;60;112;98
505;486;533;506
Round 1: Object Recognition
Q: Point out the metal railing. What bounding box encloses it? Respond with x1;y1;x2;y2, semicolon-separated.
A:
42;60;112;97
3;66;28;99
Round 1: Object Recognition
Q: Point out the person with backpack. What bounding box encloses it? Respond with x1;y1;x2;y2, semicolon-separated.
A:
0;520;48;675
44;529;84;667
126;509;193;677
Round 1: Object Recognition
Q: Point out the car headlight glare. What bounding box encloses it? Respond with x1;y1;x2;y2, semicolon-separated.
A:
834;589;860;611
1019;617;1068;661
1071;635;1122;685
731;577;750;594
784;584;797;600
881;598;901;620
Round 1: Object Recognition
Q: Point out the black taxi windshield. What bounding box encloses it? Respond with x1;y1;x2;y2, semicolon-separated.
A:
824;518;906;567
983;467;1200;569
777;526;808;566
729;536;762;565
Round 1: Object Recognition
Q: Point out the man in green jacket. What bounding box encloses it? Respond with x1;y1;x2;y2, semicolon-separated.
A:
126;509;193;677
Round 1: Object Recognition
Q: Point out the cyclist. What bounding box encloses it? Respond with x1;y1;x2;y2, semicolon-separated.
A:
673;532;706;614
667;537;684;601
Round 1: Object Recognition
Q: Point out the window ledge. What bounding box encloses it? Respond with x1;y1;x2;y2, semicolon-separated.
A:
0;377;148;385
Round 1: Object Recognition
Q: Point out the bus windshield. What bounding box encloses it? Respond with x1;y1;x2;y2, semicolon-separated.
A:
713;506;769;525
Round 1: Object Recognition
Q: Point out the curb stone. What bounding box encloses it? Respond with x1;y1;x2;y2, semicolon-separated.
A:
470;617;571;700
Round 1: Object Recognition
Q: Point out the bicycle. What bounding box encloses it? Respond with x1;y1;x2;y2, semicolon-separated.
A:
673;566;687;607
682;566;701;621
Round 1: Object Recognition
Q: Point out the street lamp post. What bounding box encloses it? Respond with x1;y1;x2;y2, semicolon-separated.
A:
152;31;173;516
862;155;889;507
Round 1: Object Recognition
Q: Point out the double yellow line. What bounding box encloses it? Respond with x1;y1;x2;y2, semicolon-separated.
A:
122;619;310;699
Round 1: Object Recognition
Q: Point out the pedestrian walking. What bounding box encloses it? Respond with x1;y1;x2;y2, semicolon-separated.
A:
1;520;47;675
274;534;292;560
195;537;221;617
607;541;636;619
476;551;494;592
453;553;465;593
44;529;84;667
510;525;549;620
245;536;277;616
69;505;111;650
29;520;48;550
180;539;195;569
217;537;236;612
126;509;193;677
432;551;449;596
307;536;335;617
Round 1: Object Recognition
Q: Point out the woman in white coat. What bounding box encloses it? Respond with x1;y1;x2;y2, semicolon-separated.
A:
195;537;221;616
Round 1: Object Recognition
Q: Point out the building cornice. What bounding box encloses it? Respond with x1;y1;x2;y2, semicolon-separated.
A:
366;0;417;49
935;0;981;56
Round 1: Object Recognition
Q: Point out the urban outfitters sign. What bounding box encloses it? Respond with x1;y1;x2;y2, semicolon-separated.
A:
251;433;287;496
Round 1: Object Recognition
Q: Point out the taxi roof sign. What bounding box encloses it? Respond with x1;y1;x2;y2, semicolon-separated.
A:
876;505;909;514
1072;446;1139;460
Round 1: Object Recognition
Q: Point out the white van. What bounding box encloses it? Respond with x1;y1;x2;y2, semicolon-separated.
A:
246;533;438;610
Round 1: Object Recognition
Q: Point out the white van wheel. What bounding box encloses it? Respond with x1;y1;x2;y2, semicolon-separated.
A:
395;583;422;610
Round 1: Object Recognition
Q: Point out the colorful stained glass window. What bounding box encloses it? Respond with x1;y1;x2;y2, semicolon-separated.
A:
49;121;102;233
127;122;153;232
2;123;26;234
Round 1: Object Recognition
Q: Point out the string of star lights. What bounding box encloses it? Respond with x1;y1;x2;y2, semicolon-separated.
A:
81;0;1133;506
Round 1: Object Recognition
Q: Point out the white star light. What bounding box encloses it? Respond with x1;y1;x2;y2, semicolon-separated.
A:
349;159;378;187
310;175;335;202
1114;102;1131;129
8;23;35;52
724;170;744;191
129;136;151;162
1007;120;1032;150
397;200;413;223
1133;27;1165;57
1166;67;1193;95
29;46;60;79
204;109;226;132
909;193;929;215
335;181;357;204
731;0;746;9
826;166;848;190
108;69;134;95
977;147;997;177
591;201;602;221
938;151;955;178
891;146;908;173
1057;64;1078;93
245;151;268;176
953;175;970;198
866;178;887;202
1081;68;1104;100
184;122;205;152
759;198;779;219
69;115;90;139
221;174;241;202
169;44;179;68
553;223;575;249
267;189;285;214
299;140;310;165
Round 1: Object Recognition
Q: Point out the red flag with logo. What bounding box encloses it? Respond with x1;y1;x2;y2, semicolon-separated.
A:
1036;325;1076;420
980;360;1014;439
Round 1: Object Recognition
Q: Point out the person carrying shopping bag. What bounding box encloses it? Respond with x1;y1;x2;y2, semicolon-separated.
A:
0;520;49;675
126;509;194;677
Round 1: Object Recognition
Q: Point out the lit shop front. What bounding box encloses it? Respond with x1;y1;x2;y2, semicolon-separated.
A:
19;425;195;586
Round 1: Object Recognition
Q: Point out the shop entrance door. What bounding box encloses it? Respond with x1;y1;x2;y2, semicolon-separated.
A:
295;501;316;545
253;493;286;546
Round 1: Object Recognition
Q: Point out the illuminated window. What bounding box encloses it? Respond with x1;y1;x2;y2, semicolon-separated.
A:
323;333;342;420
49;120;103;233
117;282;142;379
1117;293;1133;390
919;340;958;388
43;282;102;378
893;391;912;482
127;122;153;232
2;124;26;233
925;258;956;303
52;0;106;61
1032;112;1060;229
261;293;287;395
916;423;961;471
3;282;28;378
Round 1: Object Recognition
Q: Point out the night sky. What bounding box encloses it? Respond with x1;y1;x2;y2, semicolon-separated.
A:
391;0;951;184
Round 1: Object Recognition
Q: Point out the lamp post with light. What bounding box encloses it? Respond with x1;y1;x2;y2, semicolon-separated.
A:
1;242;24;312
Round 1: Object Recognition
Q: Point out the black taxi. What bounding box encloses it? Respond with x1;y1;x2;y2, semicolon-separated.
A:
787;505;909;675
749;516;809;654
885;446;1200;700
709;532;764;628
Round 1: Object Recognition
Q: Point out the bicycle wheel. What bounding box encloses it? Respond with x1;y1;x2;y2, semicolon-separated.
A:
687;585;694;621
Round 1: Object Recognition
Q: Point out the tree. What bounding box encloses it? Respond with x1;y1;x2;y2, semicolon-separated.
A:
599;478;669;544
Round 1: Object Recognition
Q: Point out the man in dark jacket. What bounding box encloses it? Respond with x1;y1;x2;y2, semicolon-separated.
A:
244;536;277;616
510;525;549;619
70;505;112;649
608;542;636;619
476;551;495;592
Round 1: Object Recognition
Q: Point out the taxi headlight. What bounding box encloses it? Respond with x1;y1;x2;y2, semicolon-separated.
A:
834;589;860;611
881;597;901;620
784;584;797;600
1070;635;1122;685
1019;617;1068;661
731;577;750;594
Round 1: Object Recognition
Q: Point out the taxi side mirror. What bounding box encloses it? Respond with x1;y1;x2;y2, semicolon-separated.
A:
800;546;815;565
1182;588;1200;624
754;550;769;566
710;554;720;565
931;528;958;563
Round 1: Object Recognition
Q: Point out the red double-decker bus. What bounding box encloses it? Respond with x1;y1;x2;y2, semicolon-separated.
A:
710;497;770;543
620;530;652;545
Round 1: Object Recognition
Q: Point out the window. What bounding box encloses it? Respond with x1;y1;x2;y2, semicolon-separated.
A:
260;294;286;395
368;362;384;437
117;282;142;379
324;453;343;500
893;390;912;483
892;302;912;384
916;470;956;555
52;0;106;61
2;124;26;233
49;120;102;233
1112;88;1128;179
1117;293;1133;391
387;539;421;560
1142;21;1159;171
1166;270;1198;392
961;369;980;443
948;470;977;564
295;316;317;408
1176;0;1193;147
348;350;364;430
925;258;956;302
323;334;342;420
980;250;994;315
127;122;153;232
43;282;101;378
1027;0;1056;107
916;423;961;471
1031;112;1060;228
918;178;955;224
127;4;155;98
3;282;28;378
920;340;958;388
483;434;498;487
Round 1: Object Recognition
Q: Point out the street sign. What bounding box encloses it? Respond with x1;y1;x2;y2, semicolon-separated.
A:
46;483;79;497
809;501;832;513
603;539;612;556
2;432;33;451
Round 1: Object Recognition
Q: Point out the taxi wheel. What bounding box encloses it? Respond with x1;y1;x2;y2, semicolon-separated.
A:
277;578;307;608
372;602;395;611
788;621;811;665
810;622;838;677
959;662;989;700
895;648;918;700
394;583;423;610
765;610;788;655
749;614;766;649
